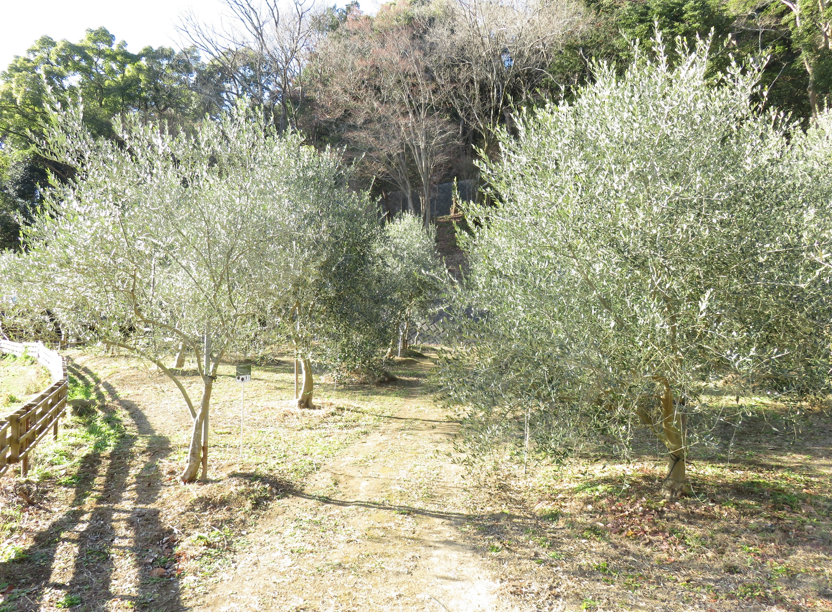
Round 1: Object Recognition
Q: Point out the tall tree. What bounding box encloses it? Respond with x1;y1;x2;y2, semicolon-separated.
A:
583;0;827;122
2;104;387;482
440;37;832;497
427;0;587;157
770;0;832;116
311;1;458;225
0;28;205;147
180;0;321;132
0;28;208;250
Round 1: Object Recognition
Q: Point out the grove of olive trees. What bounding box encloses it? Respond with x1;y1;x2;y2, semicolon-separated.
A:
1;0;831;498
0;102;425;482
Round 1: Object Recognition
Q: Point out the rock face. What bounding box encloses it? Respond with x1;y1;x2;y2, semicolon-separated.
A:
380;179;476;219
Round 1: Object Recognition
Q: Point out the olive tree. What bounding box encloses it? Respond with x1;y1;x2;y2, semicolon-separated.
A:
440;36;832;497
3;103;383;482
376;213;447;356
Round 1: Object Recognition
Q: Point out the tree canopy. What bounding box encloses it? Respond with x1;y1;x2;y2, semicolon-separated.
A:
0;28;209;251
439;36;832;496
2;102;390;482
2;1;830;254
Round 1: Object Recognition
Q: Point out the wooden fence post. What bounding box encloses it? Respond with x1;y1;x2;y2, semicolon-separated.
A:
9;415;19;464
21;415;30;477
0;426;6;473
1;342;68;480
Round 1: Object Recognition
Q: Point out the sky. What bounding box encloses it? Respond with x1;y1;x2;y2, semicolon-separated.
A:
0;0;381;75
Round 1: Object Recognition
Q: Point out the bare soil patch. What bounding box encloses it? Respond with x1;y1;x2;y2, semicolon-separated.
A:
0;348;830;612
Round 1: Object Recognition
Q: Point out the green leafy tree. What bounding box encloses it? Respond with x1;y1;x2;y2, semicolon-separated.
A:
0;28;208;251
0;27;205;147
2;103;385;482
376;213;446;356
440;36;832;497
616;0;732;44
770;0;832;117
579;0;827;122
0;150;49;250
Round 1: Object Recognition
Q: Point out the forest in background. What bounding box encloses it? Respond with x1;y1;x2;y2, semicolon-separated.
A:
1;0;831;249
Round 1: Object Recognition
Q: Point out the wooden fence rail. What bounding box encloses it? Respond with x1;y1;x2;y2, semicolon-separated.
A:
0;341;68;477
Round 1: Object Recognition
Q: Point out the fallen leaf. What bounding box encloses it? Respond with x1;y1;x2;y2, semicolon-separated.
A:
149;568;166;578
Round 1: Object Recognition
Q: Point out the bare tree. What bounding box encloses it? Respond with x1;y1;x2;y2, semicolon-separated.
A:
179;0;321;132
428;0;587;156
311;4;457;225
379;29;457;227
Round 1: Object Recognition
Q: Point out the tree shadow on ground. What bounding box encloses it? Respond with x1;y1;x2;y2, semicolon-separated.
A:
227;471;522;524
334;404;454;424
456;441;832;611
0;361;183;611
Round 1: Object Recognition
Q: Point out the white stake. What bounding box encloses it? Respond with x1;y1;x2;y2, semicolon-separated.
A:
239;380;245;463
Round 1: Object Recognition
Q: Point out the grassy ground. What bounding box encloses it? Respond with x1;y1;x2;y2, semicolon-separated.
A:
455;400;832;611
0;352;50;413
0;349;410;611
0;348;830;611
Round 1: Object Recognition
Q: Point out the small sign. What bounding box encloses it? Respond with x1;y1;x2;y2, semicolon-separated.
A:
236;363;251;383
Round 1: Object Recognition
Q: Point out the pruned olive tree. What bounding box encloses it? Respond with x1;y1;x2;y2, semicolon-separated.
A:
375;213;447;356
3;103;385;482
254;174;390;403
439;36;832;497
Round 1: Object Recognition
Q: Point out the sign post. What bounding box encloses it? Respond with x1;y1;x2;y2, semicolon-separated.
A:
235;363;252;462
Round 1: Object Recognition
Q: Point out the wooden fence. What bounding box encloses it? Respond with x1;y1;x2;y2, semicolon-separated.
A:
0;341;68;477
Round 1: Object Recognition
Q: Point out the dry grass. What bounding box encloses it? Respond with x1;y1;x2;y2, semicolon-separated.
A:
454;402;832;611
0;349;417;611
0;353;50;413
0;348;830;611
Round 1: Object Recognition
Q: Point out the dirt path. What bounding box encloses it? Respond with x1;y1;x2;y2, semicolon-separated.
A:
1;351;517;611
6;351;828;611
197;395;510;611
0;354;186;612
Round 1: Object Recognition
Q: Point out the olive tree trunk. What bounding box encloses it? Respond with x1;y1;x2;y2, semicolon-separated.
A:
658;381;689;499
180;374;215;482
296;357;314;409
398;318;410;357
180;338;222;483
173;342;186;369
638;378;690;498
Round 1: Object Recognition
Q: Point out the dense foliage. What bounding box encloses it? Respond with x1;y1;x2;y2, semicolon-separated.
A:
2;0;831;250
0;104;390;480
1;0;831;497
375;213;447;355
0;28;209;250
439;37;832;495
